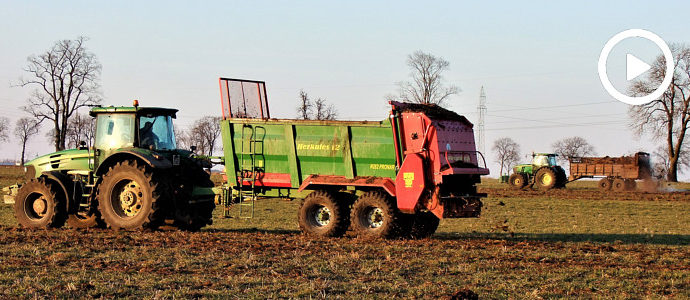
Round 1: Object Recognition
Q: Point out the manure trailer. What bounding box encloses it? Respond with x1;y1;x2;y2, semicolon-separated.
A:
216;78;490;238
569;152;654;191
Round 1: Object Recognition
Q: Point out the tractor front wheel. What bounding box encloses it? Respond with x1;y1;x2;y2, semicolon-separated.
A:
509;173;527;189
97;160;165;230
350;191;404;238
298;190;350;237
13;178;66;228
534;168;557;190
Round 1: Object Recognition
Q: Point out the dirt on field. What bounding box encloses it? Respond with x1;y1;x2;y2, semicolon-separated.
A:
0;227;688;298
480;186;690;202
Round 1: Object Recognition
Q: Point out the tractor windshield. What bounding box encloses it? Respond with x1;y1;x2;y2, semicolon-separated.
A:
547;155;557;166
139;115;176;150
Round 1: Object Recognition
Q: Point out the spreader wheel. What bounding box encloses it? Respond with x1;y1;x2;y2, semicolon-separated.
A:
13;178;67;228
508;173;527;189
612;178;627;192
534;168;557;190
407;211;441;239
298;190;350;237
350;190;404;238
598;178;613;191
97;160;166;230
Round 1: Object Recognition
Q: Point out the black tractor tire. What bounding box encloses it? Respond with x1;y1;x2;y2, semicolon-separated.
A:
508;173;528;189
175;170;216;232
97;160;166;230
554;166;568;188
534;168;558;190
13;178;67;228
350;190;404;239
298;190;350;237
407;211;441;239
598;178;613;191
612;178;627;192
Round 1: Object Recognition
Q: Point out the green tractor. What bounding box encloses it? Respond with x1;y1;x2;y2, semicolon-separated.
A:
508;153;567;190
10;102;216;230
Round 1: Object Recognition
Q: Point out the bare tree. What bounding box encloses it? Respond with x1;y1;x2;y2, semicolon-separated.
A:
296;90;312;120
313;98;337;120
19;37;102;151
14;117;41;166
187;116;222;156
0;117;8;144
652;145;689;180
65;113;96;149
552;136;595;162
629;44;690;182
492;137;521;176
174;126;191;150
295;90;338;120
394;50;459;106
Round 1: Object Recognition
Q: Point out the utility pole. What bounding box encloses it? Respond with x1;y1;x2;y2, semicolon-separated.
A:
477;86;487;154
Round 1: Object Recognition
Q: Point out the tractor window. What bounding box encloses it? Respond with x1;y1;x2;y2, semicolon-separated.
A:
139;115;176;150
95;114;135;150
547;156;557;166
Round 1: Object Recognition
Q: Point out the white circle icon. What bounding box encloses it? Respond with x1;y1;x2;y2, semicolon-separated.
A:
597;29;674;105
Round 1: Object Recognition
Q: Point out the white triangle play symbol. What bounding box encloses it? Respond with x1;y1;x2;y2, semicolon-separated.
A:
626;54;651;81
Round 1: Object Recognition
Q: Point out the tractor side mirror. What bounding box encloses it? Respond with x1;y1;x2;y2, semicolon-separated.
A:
79;141;87;150
190;145;197;152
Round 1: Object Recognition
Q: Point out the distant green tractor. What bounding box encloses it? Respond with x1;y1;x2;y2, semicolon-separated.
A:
509;153;567;190
10;101;216;231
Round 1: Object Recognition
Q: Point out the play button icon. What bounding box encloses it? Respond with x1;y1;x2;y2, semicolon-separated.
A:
598;29;675;105
626;54;651;81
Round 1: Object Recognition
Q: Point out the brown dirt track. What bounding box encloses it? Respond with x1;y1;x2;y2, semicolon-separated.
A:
481;187;690;202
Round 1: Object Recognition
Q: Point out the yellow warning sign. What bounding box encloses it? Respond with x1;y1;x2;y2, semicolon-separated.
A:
403;172;415;188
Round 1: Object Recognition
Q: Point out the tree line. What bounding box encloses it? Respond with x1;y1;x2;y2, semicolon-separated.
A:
3;36;690;181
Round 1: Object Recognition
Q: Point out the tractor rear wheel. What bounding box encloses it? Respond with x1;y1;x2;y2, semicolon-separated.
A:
598;178;613;191
350;191;404;238
298;190;350;237
14;178;67;228
97;160;165;230
175;170;216;231
509;173;527;189
534;168;557;190
612;178;626;191
554;166;568;188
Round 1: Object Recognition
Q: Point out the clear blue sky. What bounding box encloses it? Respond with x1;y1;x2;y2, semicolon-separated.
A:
1;1;688;178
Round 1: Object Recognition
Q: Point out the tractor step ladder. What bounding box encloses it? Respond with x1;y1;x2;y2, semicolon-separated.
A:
229;124;265;219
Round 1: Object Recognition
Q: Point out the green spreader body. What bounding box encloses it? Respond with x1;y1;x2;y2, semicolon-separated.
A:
218;78;490;220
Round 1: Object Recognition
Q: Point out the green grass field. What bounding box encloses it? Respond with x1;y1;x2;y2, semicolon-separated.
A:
0;168;689;298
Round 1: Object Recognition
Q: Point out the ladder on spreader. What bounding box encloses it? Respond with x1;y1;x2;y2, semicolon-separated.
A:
229;124;265;219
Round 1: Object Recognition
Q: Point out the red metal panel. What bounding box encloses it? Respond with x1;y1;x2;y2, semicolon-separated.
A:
239;172;292;188
297;175;396;196
395;154;425;214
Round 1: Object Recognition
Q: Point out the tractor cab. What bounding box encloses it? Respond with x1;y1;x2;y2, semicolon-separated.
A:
532;153;558;167
90;104;178;159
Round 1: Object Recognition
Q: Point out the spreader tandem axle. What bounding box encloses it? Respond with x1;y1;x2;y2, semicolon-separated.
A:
7;78;489;238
